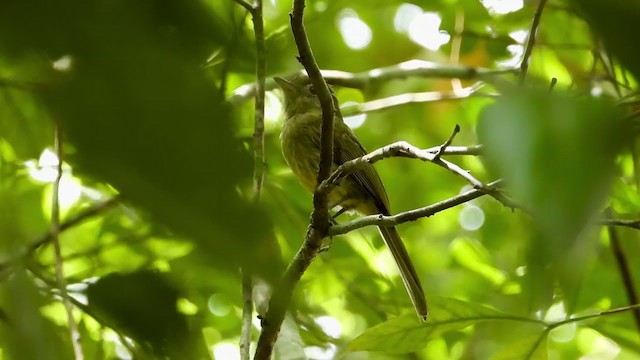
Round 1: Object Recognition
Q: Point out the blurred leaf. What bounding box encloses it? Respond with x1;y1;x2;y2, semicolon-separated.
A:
491;333;548;360
86;271;194;359
0;0;275;275
347;297;532;354
450;237;506;286
574;0;640;80
478;91;625;312
478;91;624;244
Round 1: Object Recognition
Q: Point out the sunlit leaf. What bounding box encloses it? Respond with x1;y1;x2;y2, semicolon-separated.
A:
347;297;532;354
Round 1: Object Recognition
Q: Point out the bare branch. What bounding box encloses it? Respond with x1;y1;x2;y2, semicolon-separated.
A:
599;219;640;230
433;125;461;162
519;0;548;85
340;82;489;117
51;127;84;360
0;197;120;278
605;210;640;333
243;0;265;356
254;0;334;358
329;180;502;235
318;141;487;199
232;0;255;12
228;62;516;105
240;272;253;360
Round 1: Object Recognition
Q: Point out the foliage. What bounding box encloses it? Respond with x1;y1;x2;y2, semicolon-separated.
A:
0;0;639;359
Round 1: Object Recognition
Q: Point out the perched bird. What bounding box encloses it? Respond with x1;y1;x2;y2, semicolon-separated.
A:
275;75;428;320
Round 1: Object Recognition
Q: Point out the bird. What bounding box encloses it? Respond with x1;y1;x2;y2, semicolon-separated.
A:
274;75;428;320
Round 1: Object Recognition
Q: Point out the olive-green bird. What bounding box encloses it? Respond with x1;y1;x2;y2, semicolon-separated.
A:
275;75;428;320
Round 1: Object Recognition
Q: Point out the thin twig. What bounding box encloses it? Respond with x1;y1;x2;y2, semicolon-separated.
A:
0;197;119;278
232;0;255;12
253;0;334;358
51;127;84;360
228;62;516;104
329;180;502;235
606;210;640;335
599;219;640;230
319;141;489;202
340;83;487;117
251;0;266;201
240;271;253;360
433;125;460;162
548;77;557;92
519;0;548;85
241;0;265;356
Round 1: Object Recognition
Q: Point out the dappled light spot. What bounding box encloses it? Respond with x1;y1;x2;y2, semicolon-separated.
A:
212;342;240;360
207;293;231;317
342;101;366;129
458;204;485;231
394;3;422;33
577;328;621;359
52;55;73;72
26;148;59;182
496;44;524;67
337;9;372;50
409;13;450;51
315;315;342;338
265;91;283;124
481;0;524;15
305;345;336;360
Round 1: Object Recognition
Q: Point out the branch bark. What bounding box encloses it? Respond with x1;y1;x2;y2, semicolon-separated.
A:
253;1;335;358
228;61;516;105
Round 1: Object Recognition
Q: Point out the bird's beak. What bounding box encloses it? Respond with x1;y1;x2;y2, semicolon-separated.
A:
273;77;295;93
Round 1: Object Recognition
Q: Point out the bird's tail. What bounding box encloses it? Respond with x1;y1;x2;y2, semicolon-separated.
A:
378;226;428;321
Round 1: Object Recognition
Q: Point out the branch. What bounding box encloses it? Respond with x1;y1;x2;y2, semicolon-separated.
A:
519;0;548;85
606;209;640;334
339;82;490;117
232;0;255;12
254;0;334;358
329;180;502;236
242;0;265;356
228;61;516;105
240;271;253;360
433;125;460;162
0;197;120;277
318;141;489;200
51;127;84;360
599;218;640;230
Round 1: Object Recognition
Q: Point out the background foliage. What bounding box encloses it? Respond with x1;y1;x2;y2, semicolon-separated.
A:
0;0;639;359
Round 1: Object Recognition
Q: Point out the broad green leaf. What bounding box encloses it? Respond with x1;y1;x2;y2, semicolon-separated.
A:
478;91;625;312
0;0;274;275
86;271;195;360
478;91;624;246
347;296;532;354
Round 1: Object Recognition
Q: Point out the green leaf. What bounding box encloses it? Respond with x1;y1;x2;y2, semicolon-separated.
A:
477;91;624;244
574;0;640;80
0;0;275;274
347;297;530;354
86;271;194;359
491;333;548;360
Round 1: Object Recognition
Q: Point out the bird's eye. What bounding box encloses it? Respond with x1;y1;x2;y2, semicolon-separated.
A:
306;84;316;95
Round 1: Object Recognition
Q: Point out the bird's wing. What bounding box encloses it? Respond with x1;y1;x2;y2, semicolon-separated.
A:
333;118;391;214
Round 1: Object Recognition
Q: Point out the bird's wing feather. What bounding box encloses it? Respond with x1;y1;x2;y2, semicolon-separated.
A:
333;118;391;214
